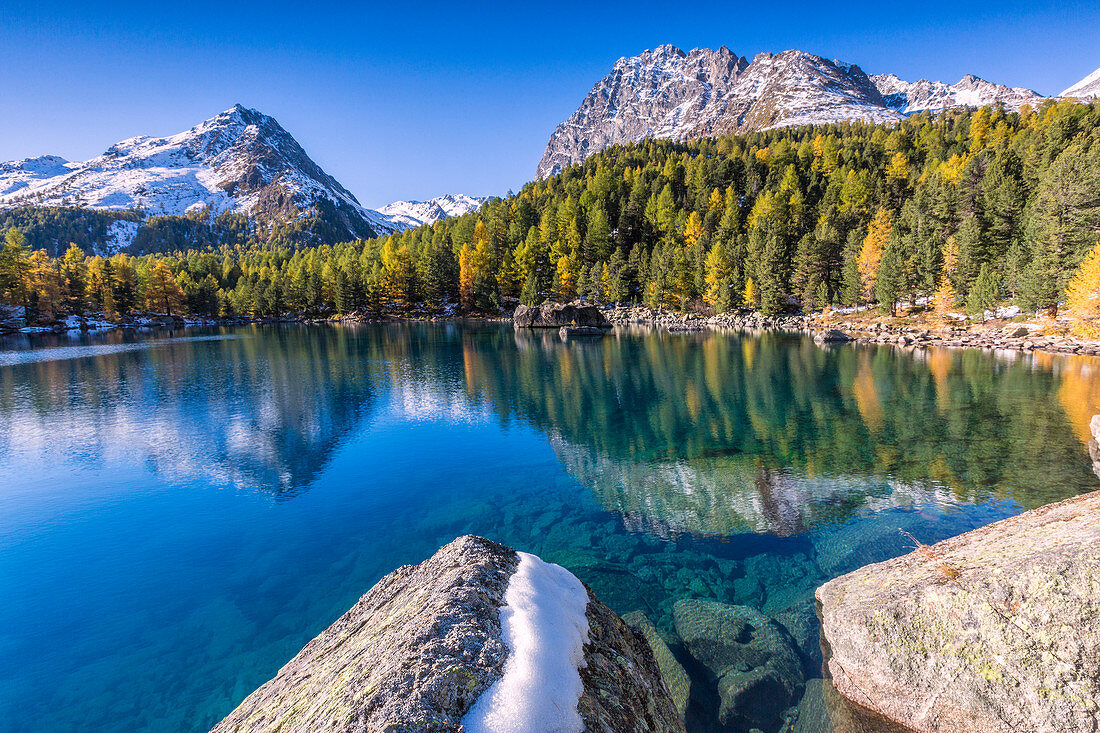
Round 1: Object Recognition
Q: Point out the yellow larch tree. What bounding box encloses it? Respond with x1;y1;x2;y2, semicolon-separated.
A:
933;236;959;315
1065;240;1100;336
857;208;892;304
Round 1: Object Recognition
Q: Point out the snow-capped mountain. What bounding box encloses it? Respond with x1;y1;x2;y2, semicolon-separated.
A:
870;73;1042;113
375;194;486;229
1061;67;1100;99
537;46;1045;178
0;105;381;243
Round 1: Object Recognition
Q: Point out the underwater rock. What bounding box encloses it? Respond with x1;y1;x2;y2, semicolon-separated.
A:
673;599;804;732
212;535;684;733
816;490;1100;733
512;301;611;329
623;611;692;723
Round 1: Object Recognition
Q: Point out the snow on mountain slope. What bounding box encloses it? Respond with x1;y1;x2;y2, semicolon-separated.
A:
870;73;1042;113
0;105;381;242
538;46;1048;178
1061;67;1100;99
376;194;486;229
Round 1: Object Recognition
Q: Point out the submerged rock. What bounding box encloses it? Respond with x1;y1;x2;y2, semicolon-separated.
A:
513;301;611;329
673;599;804;732
212;535;683;733
816;490;1100;733
623;611;692;723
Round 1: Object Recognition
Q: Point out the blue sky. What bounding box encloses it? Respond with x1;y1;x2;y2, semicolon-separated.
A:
1;1;1097;207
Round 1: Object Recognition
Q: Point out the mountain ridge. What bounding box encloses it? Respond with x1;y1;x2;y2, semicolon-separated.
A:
0;105;483;252
537;46;1047;178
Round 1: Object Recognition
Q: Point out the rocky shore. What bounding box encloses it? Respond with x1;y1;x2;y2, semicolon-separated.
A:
601;304;1100;356
816;490;1100;733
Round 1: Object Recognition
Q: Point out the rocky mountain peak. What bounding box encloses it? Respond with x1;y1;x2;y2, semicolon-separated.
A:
538;46;1048;178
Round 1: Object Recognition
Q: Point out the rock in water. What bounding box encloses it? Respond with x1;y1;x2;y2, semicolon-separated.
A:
512;301;610;329
673;599;804;732
816;490;1100;733
559;325;606;339
212;535;684;733
622;611;692;723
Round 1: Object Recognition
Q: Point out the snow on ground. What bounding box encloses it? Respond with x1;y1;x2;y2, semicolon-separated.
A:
100;220;141;256
1062;67;1100;98
463;552;590;733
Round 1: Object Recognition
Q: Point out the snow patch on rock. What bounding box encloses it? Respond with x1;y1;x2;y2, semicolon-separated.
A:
463;551;590;733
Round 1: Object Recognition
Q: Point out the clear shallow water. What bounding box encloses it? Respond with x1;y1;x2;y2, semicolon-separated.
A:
1;323;1097;732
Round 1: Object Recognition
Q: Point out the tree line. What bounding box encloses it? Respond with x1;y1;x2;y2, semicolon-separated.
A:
2;99;1100;323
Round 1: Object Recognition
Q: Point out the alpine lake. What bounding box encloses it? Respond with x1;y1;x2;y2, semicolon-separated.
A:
2;321;1098;732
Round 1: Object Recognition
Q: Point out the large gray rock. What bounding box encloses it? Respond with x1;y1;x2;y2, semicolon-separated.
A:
673;599;804;732
513;301;610;329
813;329;852;344
816;490;1100;733
213;535;684;733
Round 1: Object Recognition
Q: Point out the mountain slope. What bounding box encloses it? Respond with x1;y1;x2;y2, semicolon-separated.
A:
538;46;1045;178
1061;67;1100;99
0;105;383;244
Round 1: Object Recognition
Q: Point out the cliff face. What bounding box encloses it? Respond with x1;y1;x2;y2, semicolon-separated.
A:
212;535;684;733
816;490;1100;733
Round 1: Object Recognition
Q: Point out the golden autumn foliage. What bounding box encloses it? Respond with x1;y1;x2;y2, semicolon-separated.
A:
857;208;892;303
933;236;959;314
742;277;757;307
1065;241;1100;338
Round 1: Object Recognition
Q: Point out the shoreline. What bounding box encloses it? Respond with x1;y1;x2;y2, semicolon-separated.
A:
7;304;1100;358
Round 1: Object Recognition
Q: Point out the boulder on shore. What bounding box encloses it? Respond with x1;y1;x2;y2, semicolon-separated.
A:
513;301;611;329
816;490;1100;733
212;535;684;733
813;329;852;344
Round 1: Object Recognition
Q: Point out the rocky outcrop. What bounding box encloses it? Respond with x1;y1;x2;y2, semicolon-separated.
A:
212;535;684;733
512;301;611;329
816;490;1100;733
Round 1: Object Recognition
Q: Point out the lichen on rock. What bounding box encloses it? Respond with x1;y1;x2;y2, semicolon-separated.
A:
816;490;1100;733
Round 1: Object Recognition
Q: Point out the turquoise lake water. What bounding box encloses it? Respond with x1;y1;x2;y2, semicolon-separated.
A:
1;322;1098;732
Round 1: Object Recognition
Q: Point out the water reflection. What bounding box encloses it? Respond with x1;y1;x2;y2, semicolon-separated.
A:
0;327;379;499
456;329;1098;535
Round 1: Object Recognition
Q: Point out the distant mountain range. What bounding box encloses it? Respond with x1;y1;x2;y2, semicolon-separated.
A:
376;194;487;229
537;46;1100;178
0;105;483;252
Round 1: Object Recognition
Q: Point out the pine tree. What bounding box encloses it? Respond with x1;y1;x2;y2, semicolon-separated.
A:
966;264;1000;321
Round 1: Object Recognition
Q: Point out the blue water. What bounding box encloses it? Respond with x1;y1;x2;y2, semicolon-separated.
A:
1;323;1097;732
